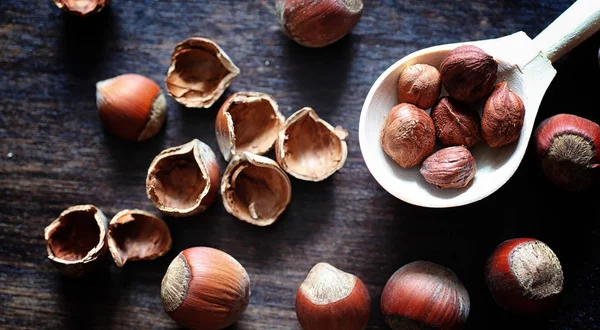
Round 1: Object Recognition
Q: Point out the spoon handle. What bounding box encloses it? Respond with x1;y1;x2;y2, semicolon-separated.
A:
532;0;600;63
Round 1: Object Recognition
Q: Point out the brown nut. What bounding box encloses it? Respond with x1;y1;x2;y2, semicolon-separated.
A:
165;38;240;108
482;82;525;147
440;45;498;103
397;64;442;109
420;146;476;189
43;205;108;278
146;139;220;217
215;92;285;161
380;103;435;168
53;0;108;16
221;152;292;226
107;209;172;267
275;107;348;181
430;97;481;147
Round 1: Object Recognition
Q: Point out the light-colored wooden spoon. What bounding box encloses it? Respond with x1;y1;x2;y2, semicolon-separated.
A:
359;0;600;208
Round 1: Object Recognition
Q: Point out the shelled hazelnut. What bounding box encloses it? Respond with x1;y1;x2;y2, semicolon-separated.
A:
53;0;108;16
420;146;476;189
481;82;525;147
430;97;481;147
398;64;442;109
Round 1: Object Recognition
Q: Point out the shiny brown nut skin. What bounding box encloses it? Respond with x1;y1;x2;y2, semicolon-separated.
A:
420;146;476;189
440;45;498;104
380;103;435;168
53;0;109;16
481;82;525;147
430;97;481;148
398;64;442;110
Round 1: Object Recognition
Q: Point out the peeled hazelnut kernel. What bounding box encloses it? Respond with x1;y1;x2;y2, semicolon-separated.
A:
481;82;525;147
161;247;250;330
431;97;481;147
146;139;220;217
296;263;371;330
96;74;167;142
43;205;108;278
215;92;285;161
420;146;476;189
381;261;470;330
53;0;108;16
275;108;348;181
398;64;442;109
165;38;240;108
380;103;435;168
440;45;498;103
107;209;172;267
485;238;563;315
276;0;363;48
535;113;600;191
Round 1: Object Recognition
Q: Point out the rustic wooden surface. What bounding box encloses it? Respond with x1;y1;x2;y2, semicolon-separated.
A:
1;0;599;329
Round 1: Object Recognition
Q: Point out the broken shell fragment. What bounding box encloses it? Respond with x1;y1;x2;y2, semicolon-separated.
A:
43;205;108;278
146;139;221;217
107;209;172;267
165;38;240;108
275;108;348;181
53;0;109;16
215;92;285;161
221;152;292;226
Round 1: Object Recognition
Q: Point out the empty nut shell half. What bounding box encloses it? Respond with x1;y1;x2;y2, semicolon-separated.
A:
146;139;220;217
221;152;292;226
53;0;109;16
165;38;240;108
275;107;348;181
107;210;172;267
215;92;285;161
43;205;108;278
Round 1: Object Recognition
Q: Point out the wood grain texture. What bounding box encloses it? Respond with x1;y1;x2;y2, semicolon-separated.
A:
1;0;599;329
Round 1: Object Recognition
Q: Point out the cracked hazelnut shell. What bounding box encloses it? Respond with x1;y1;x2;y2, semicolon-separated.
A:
398;64;442;109
275;107;348;181
481;82;525;147
165;38;240;108
107;209;172;267
53;0;108;16
380;103;435;168
215;92;285;161
420;146;476;189
146;139;220;217
221;152;291;226
43;205;108;278
430;97;481;147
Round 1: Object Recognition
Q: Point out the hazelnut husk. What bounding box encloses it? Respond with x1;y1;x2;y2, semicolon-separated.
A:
276;0;364;48
440;45;498;103
53;0;108;16
221;152;292;226
146;139;220;217
430;97;481;148
380;103;435;168
161;247;250;330
275;107;348;181
107;210;172;267
420;146;476;189
165;38;240;108
43;205;108;278
215;92;285;161
398;64;442;109
481;82;525;147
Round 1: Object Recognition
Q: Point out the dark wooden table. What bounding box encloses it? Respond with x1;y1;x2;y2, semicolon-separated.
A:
2;1;599;329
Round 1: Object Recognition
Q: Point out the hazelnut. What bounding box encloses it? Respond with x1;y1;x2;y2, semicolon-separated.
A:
481;82;525;147
165;38;240;108
397;64;442;109
420;146;476;189
146;139;220;217
43;205;108;278
107;210;172;267
276;0;363;48
430;97;481;148
535;113;600;191
381;261;470;330
275;107;348;181
215;92;285;161
96;73;167;142
485;238;563;314
221;152;292;226
380;103;435;168
296;263;371;330
440;45;498;103
53;0;108;16
161;247;250;330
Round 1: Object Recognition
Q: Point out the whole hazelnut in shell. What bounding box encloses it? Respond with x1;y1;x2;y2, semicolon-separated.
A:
420;146;476;189
398;64;442;110
481;82;525;147
430;97;481;147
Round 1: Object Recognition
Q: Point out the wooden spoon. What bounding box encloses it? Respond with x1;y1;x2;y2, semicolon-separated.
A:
359;0;600;208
